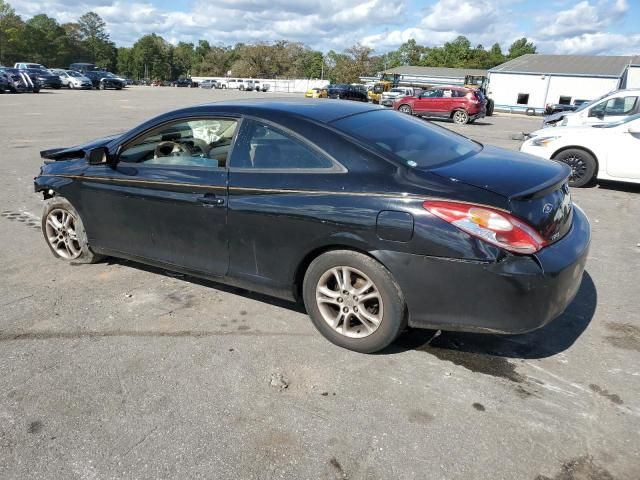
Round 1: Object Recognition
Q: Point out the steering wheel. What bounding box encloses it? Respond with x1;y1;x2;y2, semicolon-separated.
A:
154;141;191;159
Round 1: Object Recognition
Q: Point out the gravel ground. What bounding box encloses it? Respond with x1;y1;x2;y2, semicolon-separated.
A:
0;87;639;480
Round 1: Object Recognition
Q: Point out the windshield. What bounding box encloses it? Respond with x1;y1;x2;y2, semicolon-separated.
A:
26;69;48;74
67;71;82;77
575;91;614;112
332;109;482;169
593;112;640;128
373;85;384;93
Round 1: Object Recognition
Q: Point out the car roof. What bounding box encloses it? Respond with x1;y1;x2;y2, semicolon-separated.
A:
165;98;382;124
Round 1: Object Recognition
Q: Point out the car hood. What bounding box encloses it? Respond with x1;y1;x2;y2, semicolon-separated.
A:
40;134;122;161
428;144;569;200
529;124;607;138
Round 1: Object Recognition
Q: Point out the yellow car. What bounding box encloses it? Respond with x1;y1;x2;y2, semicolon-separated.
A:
304;87;327;98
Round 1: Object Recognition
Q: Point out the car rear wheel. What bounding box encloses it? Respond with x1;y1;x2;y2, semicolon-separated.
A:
553;149;597;188
42;197;103;264
303;250;407;353
398;104;412;115
452;110;469;124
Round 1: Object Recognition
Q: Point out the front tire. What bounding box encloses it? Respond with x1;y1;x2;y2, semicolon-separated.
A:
42;197;103;264
553;149;597;187
303;250;407;353
398;104;412;114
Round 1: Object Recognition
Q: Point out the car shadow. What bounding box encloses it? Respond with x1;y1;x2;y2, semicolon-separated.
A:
387;271;597;359
595;180;640;193
106;258;306;313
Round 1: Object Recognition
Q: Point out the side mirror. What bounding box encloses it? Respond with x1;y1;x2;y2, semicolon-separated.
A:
628;124;640;134
87;146;111;165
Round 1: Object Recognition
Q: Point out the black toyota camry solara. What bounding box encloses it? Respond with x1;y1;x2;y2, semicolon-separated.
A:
34;99;590;353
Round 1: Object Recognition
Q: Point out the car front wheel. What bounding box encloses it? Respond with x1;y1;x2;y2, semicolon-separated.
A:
398;104;412;114
303;250;407;353
553;149;597;187
42;196;103;264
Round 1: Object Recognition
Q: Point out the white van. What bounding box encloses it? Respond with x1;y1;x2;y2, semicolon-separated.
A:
543;89;640;127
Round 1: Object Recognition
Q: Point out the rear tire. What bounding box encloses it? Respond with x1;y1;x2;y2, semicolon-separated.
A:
303;250;407;353
553;149;597;188
42;196;104;264
452;109;469;124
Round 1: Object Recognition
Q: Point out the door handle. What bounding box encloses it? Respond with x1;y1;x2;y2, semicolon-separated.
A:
197;193;225;206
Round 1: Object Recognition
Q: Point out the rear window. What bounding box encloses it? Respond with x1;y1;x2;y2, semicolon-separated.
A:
332;109;481;169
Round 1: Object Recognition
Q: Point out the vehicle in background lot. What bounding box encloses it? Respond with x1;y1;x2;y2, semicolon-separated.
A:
368;80;393;104
245;80;260;91
48;69;93;89
24;68;62;89
305;87;323;98
172;78;196;88
69;63;98;73
14;62;46;70
0;67;40;93
199;79;218;89
380;87;415;107
0;71;8;92
84;71;125;90
215;80;228;89
544;99;590;116
543;89;640;127
394;86;486;125
327;84;368;102
521;113;640;187
34;99;590;353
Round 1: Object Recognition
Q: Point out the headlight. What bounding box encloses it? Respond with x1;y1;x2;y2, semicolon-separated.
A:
531;136;560;147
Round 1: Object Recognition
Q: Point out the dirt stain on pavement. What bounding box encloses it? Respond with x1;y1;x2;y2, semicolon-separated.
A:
535;455;615;480
27;421;43;434
472;402;485;411
589;384;624;405
329;457;348;479
604;322;640;352
407;409;434;424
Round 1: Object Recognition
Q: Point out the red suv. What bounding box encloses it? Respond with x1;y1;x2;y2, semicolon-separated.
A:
393;86;486;124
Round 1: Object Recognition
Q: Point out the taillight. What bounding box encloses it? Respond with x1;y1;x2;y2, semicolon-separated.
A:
423;201;547;254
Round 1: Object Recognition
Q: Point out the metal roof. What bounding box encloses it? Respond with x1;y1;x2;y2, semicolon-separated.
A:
382;66;487;78
489;54;634;77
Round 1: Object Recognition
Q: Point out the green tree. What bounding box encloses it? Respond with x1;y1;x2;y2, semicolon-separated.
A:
23;14;69;66
0;0;25;65
507;38;536;60
77;12;116;69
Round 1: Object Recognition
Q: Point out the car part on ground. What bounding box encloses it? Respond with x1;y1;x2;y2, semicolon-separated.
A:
34;99;589;352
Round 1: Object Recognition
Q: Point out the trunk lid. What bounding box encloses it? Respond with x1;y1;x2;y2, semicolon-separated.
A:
429;145;574;245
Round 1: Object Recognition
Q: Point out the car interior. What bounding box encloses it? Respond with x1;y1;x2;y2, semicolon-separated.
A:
118;119;238;168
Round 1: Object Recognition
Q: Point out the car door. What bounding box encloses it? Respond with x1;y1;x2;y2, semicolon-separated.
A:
226;117;346;290
79;117;238;276
586;95;639;125
413;89;441;115
605;118;640;180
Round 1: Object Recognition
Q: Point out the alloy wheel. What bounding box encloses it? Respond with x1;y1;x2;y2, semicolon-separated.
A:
399;105;412;114
315;266;383;338
563;155;587;183
44;208;82;259
453;111;468;124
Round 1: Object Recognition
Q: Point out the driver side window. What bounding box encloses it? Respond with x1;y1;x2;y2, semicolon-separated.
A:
119;118;238;168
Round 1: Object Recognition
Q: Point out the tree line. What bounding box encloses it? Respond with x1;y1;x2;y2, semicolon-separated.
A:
1;1;536;82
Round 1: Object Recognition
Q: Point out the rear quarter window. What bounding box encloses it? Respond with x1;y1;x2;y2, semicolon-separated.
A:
332;109;481;169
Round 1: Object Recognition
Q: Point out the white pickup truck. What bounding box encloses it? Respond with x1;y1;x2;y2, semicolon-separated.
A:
380;87;415;107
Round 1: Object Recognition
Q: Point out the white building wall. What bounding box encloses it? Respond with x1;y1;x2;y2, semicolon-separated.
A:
626;66;640;88
544;76;619;105
488;72;619;112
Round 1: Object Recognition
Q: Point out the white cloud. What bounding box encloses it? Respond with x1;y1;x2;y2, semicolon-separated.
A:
422;0;499;33
538;32;640;55
538;0;628;38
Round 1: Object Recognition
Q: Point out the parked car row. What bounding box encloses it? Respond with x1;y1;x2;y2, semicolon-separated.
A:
0;62;127;92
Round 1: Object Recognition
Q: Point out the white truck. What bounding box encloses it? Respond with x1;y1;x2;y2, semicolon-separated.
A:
380;87;415;107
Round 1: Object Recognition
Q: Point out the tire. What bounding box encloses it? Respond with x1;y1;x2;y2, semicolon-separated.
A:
41;196;104;264
526;108;535;116
69;83;74;89
398;104;412;115
486;99;494;116
553;149;597;188
302;250;407;353
452;109;469;125
33;87;40;93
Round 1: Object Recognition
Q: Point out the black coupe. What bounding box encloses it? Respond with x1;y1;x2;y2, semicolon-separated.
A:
35;99;590;353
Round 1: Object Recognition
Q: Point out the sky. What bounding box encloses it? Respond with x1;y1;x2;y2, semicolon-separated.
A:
9;0;640;55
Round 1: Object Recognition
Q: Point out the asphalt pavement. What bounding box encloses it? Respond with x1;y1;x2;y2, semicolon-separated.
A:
0;87;639;480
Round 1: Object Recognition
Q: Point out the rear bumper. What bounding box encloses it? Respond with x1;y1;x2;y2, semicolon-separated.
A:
375;205;590;334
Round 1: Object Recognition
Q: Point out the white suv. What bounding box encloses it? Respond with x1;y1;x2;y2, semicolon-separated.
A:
380;87;415;107
543;89;640;127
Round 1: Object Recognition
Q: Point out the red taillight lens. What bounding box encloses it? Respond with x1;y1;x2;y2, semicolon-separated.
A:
423;201;547;254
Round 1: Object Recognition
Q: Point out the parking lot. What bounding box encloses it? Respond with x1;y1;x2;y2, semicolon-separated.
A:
0;87;639;479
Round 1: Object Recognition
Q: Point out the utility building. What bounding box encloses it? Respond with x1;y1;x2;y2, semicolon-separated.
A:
488;54;639;114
